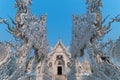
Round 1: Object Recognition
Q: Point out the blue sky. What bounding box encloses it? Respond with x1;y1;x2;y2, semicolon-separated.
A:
0;0;120;47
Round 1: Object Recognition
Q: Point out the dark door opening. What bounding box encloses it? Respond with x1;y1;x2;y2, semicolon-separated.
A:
57;66;62;75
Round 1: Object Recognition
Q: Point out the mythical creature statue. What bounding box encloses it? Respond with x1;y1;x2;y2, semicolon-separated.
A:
0;0;48;80
70;0;120;80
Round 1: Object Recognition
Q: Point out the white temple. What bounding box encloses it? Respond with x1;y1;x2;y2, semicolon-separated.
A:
31;40;91;80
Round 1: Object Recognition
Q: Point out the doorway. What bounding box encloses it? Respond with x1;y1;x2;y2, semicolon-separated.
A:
57;66;62;75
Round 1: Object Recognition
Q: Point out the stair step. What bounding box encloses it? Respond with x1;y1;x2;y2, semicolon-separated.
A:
55;75;66;80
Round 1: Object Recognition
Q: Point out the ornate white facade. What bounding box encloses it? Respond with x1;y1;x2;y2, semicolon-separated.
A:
34;40;91;80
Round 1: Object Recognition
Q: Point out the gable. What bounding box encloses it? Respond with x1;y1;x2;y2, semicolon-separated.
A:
49;40;70;57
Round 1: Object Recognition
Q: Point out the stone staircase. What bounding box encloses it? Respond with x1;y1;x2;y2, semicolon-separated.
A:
54;75;67;80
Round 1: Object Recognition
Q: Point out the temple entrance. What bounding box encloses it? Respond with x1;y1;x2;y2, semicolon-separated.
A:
57;66;62;75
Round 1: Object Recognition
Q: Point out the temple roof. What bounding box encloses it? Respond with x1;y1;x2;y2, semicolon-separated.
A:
49;40;71;57
53;40;66;52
